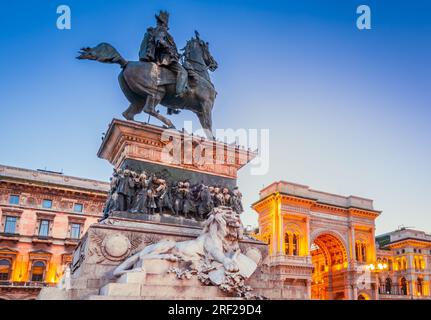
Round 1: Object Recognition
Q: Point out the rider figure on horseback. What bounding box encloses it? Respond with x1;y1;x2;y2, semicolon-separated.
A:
139;11;188;99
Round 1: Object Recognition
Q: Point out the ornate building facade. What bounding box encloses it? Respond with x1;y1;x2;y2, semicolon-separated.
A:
375;228;431;299
0;165;109;300
252;181;431;300
252;181;381;300
1;164;430;300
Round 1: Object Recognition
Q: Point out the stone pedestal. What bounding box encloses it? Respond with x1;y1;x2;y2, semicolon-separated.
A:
37;216;268;300
38;120;266;300
98;119;257;188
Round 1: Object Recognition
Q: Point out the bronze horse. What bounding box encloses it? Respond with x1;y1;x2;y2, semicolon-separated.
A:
77;32;218;138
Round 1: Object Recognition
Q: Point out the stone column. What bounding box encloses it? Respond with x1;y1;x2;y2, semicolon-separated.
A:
408;279;414;297
306;217;311;256
351;227;356;265
370;226;376;264
271;198;277;256
306;279;312;299
279;196;284;255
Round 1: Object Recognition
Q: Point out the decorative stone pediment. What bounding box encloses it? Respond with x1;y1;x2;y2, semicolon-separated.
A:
0;247;18;255
36;212;56;220
0;208;23;217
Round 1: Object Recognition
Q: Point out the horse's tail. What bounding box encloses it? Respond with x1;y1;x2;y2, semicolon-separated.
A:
77;42;128;68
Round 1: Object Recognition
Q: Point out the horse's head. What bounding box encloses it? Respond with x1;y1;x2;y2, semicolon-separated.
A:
183;31;218;72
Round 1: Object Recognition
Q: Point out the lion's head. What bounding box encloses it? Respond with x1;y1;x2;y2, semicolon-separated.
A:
202;206;243;252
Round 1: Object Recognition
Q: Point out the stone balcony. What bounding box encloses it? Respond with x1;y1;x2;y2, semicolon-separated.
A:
0;281;56;288
268;254;313;267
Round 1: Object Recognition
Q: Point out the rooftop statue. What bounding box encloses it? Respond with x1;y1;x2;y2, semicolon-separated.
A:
77;10;218;139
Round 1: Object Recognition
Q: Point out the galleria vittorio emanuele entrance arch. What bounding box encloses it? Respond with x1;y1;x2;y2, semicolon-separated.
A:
252;181;381;300
310;232;348;299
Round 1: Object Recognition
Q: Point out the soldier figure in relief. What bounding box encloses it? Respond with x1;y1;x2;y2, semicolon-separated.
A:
130;172;150;214
102;168;120;220
116;169;135;211
231;187;244;214
214;187;224;207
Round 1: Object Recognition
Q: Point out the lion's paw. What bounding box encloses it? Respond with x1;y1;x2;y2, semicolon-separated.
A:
223;258;239;273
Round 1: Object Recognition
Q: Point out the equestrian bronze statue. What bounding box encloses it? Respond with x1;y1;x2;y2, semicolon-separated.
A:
77;11;218;138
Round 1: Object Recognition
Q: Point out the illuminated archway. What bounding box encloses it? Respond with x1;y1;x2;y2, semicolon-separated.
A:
311;233;348;300
357;293;370;300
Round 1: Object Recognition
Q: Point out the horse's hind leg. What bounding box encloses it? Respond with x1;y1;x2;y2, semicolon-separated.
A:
143;95;175;129
122;103;143;121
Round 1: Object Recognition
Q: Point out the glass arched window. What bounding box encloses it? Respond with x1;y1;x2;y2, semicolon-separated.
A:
284;233;290;255
0;259;12;281
422;257;426;269
402;258;407;270
30;261;46;282
385;277;392;294
355;241;367;263
361;243;367;262
292;234;299;256
400;277;407;295
388;259;393;271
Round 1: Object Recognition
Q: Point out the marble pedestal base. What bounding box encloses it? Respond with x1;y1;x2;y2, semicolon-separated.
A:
37;215;268;300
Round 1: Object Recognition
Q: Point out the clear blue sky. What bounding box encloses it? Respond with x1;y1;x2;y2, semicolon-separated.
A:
0;0;430;234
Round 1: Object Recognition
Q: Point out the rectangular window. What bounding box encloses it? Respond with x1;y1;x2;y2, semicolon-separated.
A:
70;223;81;239
9;195;20;205
4;216;17;234
73;203;83;213
31;262;45;282
38;220;50;237
42;199;52;209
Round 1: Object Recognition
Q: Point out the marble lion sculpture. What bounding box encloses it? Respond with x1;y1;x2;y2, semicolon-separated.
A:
113;206;258;294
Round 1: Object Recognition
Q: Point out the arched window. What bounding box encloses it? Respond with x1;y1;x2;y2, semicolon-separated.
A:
355;241;367;263
285;232;300;256
400;277;407;295
292;234;299;256
417;277;424;296
414;257;419;270
388;259;393;271
30;261;46;282
361;243;367;262
284;233;290;255
385;277;392;294
419;256;425;270
0;259;12;281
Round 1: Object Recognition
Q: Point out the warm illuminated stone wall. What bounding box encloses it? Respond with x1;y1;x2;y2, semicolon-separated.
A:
252;181;381;300
0;165;109;300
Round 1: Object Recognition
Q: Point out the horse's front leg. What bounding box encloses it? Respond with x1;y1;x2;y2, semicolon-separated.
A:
143;95;175;129
196;101;214;139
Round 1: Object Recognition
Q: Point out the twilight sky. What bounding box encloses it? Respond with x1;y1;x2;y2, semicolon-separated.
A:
0;0;430;235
